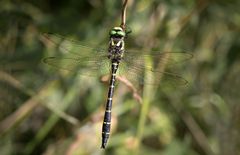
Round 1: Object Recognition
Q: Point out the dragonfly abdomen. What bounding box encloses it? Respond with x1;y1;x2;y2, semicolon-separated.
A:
101;62;119;149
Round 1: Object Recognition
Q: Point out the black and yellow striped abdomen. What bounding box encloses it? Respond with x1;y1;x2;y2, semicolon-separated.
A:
101;62;119;148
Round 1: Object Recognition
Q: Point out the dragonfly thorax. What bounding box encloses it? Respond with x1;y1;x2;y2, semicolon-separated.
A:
108;36;125;62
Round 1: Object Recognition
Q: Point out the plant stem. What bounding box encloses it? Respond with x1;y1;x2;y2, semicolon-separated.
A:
120;0;129;30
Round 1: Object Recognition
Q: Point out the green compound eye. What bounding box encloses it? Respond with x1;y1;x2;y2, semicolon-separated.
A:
109;30;116;36
116;31;125;37
109;27;126;37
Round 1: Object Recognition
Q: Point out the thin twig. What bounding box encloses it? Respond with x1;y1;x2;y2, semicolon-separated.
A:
0;81;56;136
116;76;142;104
0;70;34;96
120;0;129;30
100;75;142;104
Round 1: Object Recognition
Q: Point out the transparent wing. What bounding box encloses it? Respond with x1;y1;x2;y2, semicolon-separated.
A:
118;50;192;86
42;33;111;76
124;50;193;68
41;33;107;56
43;56;111;76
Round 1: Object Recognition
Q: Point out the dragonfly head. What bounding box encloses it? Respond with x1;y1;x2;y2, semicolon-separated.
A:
109;27;126;38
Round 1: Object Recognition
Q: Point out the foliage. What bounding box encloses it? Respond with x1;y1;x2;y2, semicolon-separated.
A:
0;0;240;155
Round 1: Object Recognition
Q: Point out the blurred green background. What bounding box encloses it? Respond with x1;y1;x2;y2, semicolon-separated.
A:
0;0;240;155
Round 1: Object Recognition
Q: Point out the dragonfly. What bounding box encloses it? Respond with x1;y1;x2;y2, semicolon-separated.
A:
42;26;192;149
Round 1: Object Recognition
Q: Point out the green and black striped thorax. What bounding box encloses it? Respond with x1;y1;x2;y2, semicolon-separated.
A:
108;27;125;63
